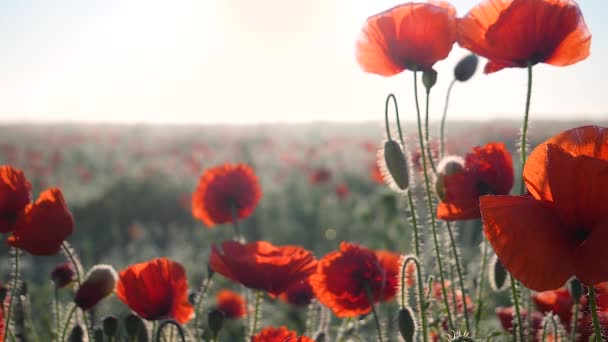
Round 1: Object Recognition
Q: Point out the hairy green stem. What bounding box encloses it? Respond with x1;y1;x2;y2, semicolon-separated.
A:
155;320;186;342
249;291;263;339
541;315;560;341
60;304;78;342
413;70;454;330
424;89;437;174
364;285;383;342
446;222;471;333
589;287;603;342
570;298;579;342
440;79;456;158
400;257;427;342
193;272;214;342
4;249;20;342
474;238;490;336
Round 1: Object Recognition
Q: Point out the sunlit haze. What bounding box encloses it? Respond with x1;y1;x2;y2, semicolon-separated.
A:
1;0;607;124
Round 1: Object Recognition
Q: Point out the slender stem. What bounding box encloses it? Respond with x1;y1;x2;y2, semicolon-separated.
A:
474;238;490;336
440;79;456;158
570;298;579;342
413;70;454;330
446;222;471;333
400;257;427;342
406;190;421;258
364;285;383;342
55;286;60;340
193;272;214;342
61;242;82;285
61;304;78;342
82;311;93;342
518;64;533;195
541;315;560;341
508;274;524;342
4;249;20;342
589;286;603;342
155;320;186;342
249;291;263;339
424;89;437;174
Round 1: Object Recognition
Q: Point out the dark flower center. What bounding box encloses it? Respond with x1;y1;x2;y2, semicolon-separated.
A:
574;228;590;244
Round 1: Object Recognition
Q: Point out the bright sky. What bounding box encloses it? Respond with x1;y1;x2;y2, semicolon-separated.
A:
1;0;606;124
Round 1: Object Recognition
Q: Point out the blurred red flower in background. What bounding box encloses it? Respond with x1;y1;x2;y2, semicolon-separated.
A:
192;163;261;227
437;142;513;221
335;183;349;200
375;250;401;302
458;0;591;73
310;242;386;317
215;289;246;319
356;1;457;76
116;258;194;324
481;126;608;291
309;168;331;185
252;326;313;342
278;280;314;307
51;262;76;288
210;240;317;296
0;166;32;233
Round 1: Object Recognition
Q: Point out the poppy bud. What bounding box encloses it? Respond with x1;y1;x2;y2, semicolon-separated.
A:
207;308;224;338
435;156;465;200
381;140;410;192
313;331;328;342
568;278;583;302
489;254;508;292
102;315;119;338
454;54;479;82
422;69;438;91
93;328;104;342
125;313;146;339
398;307;417;342
74;265;118;310
68;324;84;342
51;262;76;288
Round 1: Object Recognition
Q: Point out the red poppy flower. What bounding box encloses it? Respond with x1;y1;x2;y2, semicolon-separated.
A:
532;287;574;330
335;183;349;200
371;161;384;184
309;168;331;185
215;289;246;319
496;307;543;339
375;250;401;302
116;258;194;324
356;1;457;76
458;0;591;73
251;326;313;342
437;142;513;220
278;280;314;307
0;166;32;233
481;126;608;291
7;188;74;255
191;164;261;227
432;281;474;313
310;242;386;317
209;240;317;296
51;262;76;288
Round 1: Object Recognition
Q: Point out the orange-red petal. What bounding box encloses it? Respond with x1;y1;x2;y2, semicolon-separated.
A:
7;188;73;255
480;195;574;291
0;166;32;233
437;171;480;220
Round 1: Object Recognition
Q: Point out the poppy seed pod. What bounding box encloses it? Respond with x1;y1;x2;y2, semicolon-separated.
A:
435;156;465;200
454;54;479;82
381;140;410;192
422;69;438;91
74;265;118;310
93;328;104;342
125;313;147;340
568;278;583;302
102;316;119;338
208;308;225;338
68;324;84;342
398;307;417;342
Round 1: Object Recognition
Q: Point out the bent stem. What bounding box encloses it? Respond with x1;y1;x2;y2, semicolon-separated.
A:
193;272;214;342
589;286;603;342
440;79;456;158
4;248;20;342
446;222;471;333
61;242;83;285
155;320;186;342
474;238;490;336
364;285;383;342
401;257;427;342
413;70;454;331
249;291;263;339
61;304;78;342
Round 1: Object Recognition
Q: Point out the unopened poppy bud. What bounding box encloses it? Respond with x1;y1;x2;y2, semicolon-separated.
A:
435;156;465;200
489;254;508;292
208;308;225;338
125;313;146;339
74;264;118;310
313;331;328;342
51;262;76;288
381;140;409;192
568;278;583;301
454;54;479;82
68;324;84;342
398;307;417;342
93;328;104;342
422;69;438;91
102;315;119;338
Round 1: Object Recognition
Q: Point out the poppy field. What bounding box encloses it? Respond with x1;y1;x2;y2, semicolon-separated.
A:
0;0;606;341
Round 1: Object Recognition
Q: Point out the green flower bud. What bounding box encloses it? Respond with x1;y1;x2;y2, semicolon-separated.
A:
422;69;438;91
398;307;417;342
381;140;410;192
454;54;479;82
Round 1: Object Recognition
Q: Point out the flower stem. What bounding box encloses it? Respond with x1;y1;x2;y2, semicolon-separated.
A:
508;275;524;342
406;190;421;258
446;222;471;333
61;304;78;342
193;272;214;342
541;315;560;341
155;320;186;342
519;64;533;195
570;298;579;342
440;79;456;158
474;238;490;336
424;89;436;174
400;256;427;342
413;70;454;331
61;242;83;285
4;248;20;342
82;310;93;342
55;286;60;340
249;291;263;339
364;285;383;342
589;286;603;342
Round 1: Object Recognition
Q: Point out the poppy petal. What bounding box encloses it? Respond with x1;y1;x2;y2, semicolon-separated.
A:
480;195;574;291
525;126;608;202
437;171;480;220
544;0;591;67
575;223;608;287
